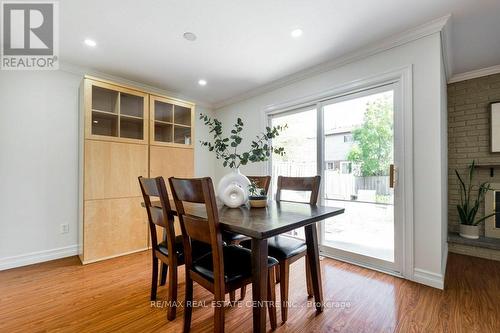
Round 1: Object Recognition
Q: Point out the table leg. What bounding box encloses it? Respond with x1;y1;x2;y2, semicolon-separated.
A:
304;224;324;312
251;238;268;333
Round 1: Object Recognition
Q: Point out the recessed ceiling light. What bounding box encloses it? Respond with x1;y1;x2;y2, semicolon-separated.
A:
84;39;97;47
198;79;207;86
183;32;197;41
290;28;303;38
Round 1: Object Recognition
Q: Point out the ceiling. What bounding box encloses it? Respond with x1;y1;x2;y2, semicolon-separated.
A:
60;0;500;107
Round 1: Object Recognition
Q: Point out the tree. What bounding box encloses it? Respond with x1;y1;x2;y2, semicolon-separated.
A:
347;96;393;176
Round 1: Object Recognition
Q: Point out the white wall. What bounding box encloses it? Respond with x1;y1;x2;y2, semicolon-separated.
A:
0;68;214;270
215;33;447;288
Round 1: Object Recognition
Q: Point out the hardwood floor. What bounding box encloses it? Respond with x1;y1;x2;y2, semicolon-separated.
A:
1;252;499;332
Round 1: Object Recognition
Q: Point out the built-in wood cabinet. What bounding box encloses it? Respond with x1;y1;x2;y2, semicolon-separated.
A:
84;79;149;144
149;95;194;147
79;76;195;264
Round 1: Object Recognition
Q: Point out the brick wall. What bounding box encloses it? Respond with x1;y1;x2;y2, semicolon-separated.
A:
448;73;500;235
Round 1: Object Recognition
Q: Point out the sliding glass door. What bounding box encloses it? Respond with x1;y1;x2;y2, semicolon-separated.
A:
269;83;402;274
270;107;317;239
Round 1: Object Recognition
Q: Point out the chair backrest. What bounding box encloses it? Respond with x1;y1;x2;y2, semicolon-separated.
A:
276;175;321;205
169;177;224;283
247;175;271;195
138;176;176;255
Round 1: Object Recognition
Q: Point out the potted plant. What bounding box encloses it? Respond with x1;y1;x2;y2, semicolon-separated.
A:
248;181;268;208
199;113;286;208
455;160;495;239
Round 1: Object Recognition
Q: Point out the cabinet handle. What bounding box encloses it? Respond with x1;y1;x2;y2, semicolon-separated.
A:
389;164;395;188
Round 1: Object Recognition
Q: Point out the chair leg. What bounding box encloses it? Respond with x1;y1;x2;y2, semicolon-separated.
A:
305;255;313;297
166;264;178;321
279;261;290;323
240;286;246;300
183;273;193;333
229;291;236;303
160;263;168;286
275;265;280;283
267;268;277;331
214;292;225;333
151;256;159;301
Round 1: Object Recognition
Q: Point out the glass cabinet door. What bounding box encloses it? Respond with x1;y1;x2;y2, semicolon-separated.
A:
91;86;119;137
120;93;144;140
150;95;194;146
86;79;149;143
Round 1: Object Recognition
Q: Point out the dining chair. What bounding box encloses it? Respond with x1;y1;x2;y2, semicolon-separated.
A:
241;175;321;323
169;177;278;333
138;176;210;321
247;175;272;195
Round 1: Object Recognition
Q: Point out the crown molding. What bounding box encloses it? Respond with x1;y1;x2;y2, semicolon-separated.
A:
214;14;451;110
448;64;500;84
59;61;214;110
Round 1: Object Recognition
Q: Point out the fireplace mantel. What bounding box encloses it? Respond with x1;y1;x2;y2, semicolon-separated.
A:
473;164;500;177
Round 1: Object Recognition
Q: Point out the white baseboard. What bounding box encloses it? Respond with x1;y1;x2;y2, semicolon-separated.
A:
0;245;78;271
412;268;444;289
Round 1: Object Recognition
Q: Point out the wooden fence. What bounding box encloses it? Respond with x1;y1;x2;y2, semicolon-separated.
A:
272;162;390;199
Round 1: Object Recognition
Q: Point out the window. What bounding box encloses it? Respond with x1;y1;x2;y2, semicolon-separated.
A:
340;161;352;174
344;134;354;143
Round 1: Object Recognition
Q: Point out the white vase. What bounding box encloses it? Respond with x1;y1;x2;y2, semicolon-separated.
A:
217;168;251;208
459;224;480;239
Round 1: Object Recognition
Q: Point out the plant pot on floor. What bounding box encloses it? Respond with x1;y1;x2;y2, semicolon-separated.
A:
459;224;480;239
249;195;268;208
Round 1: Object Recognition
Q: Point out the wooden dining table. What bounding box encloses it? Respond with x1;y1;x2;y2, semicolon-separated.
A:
155;200;344;333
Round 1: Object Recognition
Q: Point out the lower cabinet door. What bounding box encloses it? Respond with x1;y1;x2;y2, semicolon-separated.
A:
83;197;148;263
149;145;194;190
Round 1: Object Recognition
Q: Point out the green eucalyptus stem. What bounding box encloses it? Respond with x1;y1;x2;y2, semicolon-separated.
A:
199;113;287;169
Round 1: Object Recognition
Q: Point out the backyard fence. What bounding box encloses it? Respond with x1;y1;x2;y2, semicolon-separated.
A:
273;161;390;200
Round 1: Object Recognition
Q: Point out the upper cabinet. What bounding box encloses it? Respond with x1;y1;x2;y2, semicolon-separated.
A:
150;95;194;148
84;78;149;144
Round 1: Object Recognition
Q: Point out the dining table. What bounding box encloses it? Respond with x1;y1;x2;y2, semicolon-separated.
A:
154;200;345;333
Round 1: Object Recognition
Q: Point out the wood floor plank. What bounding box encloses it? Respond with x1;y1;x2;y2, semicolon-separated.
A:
1;252;499;332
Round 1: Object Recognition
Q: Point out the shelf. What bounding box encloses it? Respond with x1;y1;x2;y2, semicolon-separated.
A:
92;111;118;137
120;93;144;118
120;114;143;120
120;117;143;140
154;100;173;123
473;164;500;177
448;232;500;251
173;123;190;128
174;125;191;145
174;105;191;126
92;109;118;116
155;122;173;143
154;120;172;125
92;86;118;114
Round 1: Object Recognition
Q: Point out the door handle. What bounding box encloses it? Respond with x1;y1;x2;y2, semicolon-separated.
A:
389;164;395;188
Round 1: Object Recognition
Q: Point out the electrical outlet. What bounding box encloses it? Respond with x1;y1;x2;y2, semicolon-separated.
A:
60;224;69;234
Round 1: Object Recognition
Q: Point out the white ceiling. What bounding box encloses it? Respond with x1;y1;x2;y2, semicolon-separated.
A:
60;0;500;107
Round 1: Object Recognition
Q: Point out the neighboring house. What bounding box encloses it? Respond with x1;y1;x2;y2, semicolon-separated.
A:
324;127;358;174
